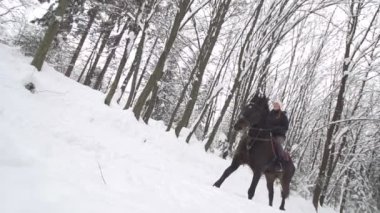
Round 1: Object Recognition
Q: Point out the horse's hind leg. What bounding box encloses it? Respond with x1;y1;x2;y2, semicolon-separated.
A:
265;174;275;206
213;158;240;188
279;179;290;211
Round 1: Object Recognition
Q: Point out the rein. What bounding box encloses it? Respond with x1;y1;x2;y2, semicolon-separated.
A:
251;137;272;142
247;127;273;147
249;127;273;141
248;127;278;158
246;127;277;158
249;127;272;132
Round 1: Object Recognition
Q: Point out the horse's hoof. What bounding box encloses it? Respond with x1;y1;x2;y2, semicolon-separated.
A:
213;182;221;188
248;192;254;200
279;207;285;211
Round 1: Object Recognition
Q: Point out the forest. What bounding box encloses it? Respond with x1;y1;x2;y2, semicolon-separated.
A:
0;0;379;212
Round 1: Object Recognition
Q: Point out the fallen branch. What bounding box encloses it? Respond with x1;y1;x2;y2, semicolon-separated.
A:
97;160;107;185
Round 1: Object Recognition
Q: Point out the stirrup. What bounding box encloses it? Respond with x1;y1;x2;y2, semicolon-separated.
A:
274;162;284;172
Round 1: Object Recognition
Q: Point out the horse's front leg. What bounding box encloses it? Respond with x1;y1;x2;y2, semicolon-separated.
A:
248;171;262;200
213;158;240;188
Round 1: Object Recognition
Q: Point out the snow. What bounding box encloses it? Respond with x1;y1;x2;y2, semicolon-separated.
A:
0;44;336;213
343;57;351;65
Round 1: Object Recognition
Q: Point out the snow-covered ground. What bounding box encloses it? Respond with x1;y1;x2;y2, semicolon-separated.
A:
0;44;336;213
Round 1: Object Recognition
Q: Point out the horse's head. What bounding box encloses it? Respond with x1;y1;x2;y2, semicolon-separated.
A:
234;93;269;131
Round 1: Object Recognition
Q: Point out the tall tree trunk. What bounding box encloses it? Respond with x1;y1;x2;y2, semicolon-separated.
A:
94;19;130;90
174;0;232;137
123;28;146;108
133;0;192;120
185;89;221;143
241;49;261;104
226;87;241;155
77;31;103;82
104;27;139;105
119;36;158;105
312;1;361;209
31;0;68;71
104;0;150;106
142;84;158;123
339;129;361;213
165;66;198;131
65;7;98;77
77;48;95;82
204;0;264;151
202;100;215;140
84;16;116;86
320;33;377;205
204;83;241;151
313;1;380;209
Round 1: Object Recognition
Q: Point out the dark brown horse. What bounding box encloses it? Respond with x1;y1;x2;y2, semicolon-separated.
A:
213;94;295;211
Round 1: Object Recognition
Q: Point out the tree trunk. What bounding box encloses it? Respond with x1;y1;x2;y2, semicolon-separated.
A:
94;19;130;90
185;104;209;143
241;50;261;104
204;83;241;151
77;48;95;82
65;7;98;77
31;0;68;71
143;84;158;123
204;0;264;151
104;28;139;105
104;3;148;105
202;101;215;140
123;28;146;109
84;16;116;86
165;66;198;131
321;32;377;205
77;31;103;82
312;1;360;209
133;0;192;120
185;89;221;143
174;0;232;137
119;35;158;105
339;130;360;213
226;86;241;154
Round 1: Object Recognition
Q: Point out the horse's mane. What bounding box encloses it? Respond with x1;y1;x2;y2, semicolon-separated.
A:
249;93;270;113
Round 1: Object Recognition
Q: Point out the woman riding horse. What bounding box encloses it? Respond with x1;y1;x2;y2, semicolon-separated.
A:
265;101;289;172
213;94;295;211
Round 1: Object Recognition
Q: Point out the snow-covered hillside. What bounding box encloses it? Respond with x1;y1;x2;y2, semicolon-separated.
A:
0;44;335;213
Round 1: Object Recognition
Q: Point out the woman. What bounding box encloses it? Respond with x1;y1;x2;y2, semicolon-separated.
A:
266;101;289;172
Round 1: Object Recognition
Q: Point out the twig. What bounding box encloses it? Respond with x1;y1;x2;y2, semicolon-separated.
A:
97;160;107;185
0;4;23;17
36;89;68;95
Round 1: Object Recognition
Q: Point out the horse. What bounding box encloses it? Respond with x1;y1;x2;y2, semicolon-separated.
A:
213;94;295;211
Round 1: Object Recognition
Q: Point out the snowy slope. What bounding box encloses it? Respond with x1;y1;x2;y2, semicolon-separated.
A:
0;44;336;213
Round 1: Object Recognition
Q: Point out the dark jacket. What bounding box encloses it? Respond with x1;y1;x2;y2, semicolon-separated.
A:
266;110;289;136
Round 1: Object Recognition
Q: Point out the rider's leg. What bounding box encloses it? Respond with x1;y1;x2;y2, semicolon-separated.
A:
272;136;286;172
